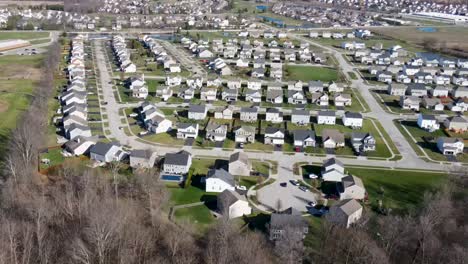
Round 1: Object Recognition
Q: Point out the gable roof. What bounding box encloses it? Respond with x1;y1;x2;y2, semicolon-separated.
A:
323;157;344;168
229;151;249;166
294;130;316;141
207;168;235;186
334;199;362;216
344;111;362;119
165;150;191;166
90;142;119;156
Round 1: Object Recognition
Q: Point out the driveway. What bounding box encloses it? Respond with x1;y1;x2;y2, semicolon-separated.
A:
257;180;318;212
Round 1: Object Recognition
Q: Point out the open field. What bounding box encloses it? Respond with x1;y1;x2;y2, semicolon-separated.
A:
0;31;49;41
0;54;43;156
301;165;447;213
372;26;468;53
284;65;339;82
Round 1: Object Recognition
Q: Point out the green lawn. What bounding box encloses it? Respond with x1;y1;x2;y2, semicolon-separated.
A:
302;165;447;213
142;131;184;146
252;161;270;176
173;205;215;232
39;148;65;169
0;31;49;41
284;65;339;82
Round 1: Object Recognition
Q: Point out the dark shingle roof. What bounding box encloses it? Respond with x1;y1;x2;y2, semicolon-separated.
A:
344;111;362;119
207;168;235;185
165;150;191;166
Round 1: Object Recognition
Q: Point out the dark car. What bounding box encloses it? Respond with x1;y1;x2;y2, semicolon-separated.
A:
280;182;287;187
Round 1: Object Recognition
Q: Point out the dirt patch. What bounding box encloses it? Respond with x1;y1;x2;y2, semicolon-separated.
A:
0;100;9;113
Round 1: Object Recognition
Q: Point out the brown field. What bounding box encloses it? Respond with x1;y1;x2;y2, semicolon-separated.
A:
373;26;468;54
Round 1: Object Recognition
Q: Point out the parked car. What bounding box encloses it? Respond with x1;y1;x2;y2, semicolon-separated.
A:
280;182;287;187
299;186;309;192
308;201;317;207
309;173;318;179
290;180;300;186
236;185;247;191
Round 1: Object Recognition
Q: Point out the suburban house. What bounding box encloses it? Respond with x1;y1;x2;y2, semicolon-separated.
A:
264;127;285;145
245;89;262;103
176;123;199;139
266;89;284;104
327;199;363;228
234;126;256;143
217;190;252;219
221;88;239;102
322;129;345;149
334;93;352;107
417;114;440;131
269;208;308;241
422;97;444;111
293;130;316;148
63;136;96;156
444;116;468;133
400;96;420;111
338;175;366;200
65;123;92;140
431;86;449;97
205;169;236;193
90;142;127;163
407;84;428;97
436;137;465;155
188;105;207;120
200;87;218;101
229;152;251;176
342;112;363;128
163;150;192;175
240;107;258;122
317;111;336;125
205;122;228;142
351;132;376;153
321;158;346;182
214;106;234;120
288;90;307;104
291;109;310;125
129;149;158;169
265;108;284;123
309;81;324;93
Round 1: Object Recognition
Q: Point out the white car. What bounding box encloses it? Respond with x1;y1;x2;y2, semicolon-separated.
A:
236;185;247;191
309;173;318;179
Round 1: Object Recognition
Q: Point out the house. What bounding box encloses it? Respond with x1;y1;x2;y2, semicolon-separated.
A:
317;111;336;125
334;93;352;107
247;79;263;90
240;107;258;122
198;49;214;58
417;114;440;131
341;111;363;128
328;82;344;93
176;87;195;100
454;87;468;98
264;127;285;145
251;68;265;78
156;86;173;101
312;93;329;106
265;108;283;123
269;208;308;241
293;130;316;148
206;169;235;193
188;105;207;120
217;190;252;219
400;96;420;111
234;126;256;143
322;129;345;149
65;123;92;140
176;123;199;139
214;106;234;120
308;81;324;93
431;86;449;97
63;136;96;156
321;158;345;182
266;90;284;104
145;114;173;134
436;137;465;155
200;87;217;101
444;116;468;133
291;109;310;125
221;88;238;102
163;150;192;175
244;89;262;103
229;152;251;176
407;84;427;97
205;122;228;142
338;175;366;200
376;70;393;83
90;142;126;163
351;132;376;153
396;72;411;84
327;199;363;228
130;149;157;169
422;97;443;111
288;90;307;104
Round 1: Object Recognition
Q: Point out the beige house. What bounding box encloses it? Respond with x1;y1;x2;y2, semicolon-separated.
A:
217;190;252;219
327;199;363;228
229;152;252;176
339;175;366;200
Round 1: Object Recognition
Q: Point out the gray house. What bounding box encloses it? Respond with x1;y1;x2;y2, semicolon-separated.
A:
291;109;310;125
351;132;376;153
130;149;158;169
269;208;308;241
293;130;316;147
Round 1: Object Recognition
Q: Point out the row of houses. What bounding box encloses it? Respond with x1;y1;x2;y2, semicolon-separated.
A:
112;35;136;73
310;29;372;40
141;35;182;73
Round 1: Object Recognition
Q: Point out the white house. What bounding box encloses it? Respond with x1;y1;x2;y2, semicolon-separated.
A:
265;108;283;123
188;105;207;120
321;158;346;182
417;114;440;131
342;112;363;128
163;150;192;175
436;137;465;155
317;111;336;125
264;127;285;145
90;142;126;163
205;169;235;193
339;175;366;200
229;152;251;176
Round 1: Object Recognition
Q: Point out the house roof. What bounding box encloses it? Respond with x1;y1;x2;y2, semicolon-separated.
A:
270;207;307;228
293;130;315;141
207;168;235;186
318;110;336;117
235;126;256;134
438;137;464;144
447;116;467;123
189;104;206;113
131;149;154;159
177;122;197;129
241;107;258;113
292;109;309;116
265;127;285;134
165;150;191;166
229;152;249;166
323;157;344;168
333;199;362;216
420;114;436;120
90;142;119;156
266;108;280;113
218;189;246;208
342;175;365;190
344;111;362;119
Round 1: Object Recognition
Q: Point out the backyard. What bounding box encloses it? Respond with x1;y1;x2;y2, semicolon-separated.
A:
284;65;339;82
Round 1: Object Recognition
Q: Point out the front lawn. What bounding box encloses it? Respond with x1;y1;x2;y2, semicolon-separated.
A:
284;65;339;82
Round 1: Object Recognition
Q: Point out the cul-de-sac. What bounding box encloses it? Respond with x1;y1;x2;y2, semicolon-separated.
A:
0;0;466;263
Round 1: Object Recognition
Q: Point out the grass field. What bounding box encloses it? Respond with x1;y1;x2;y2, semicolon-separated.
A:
0;31;49;41
301;165;447;213
0;54;43;156
284;65;339;82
